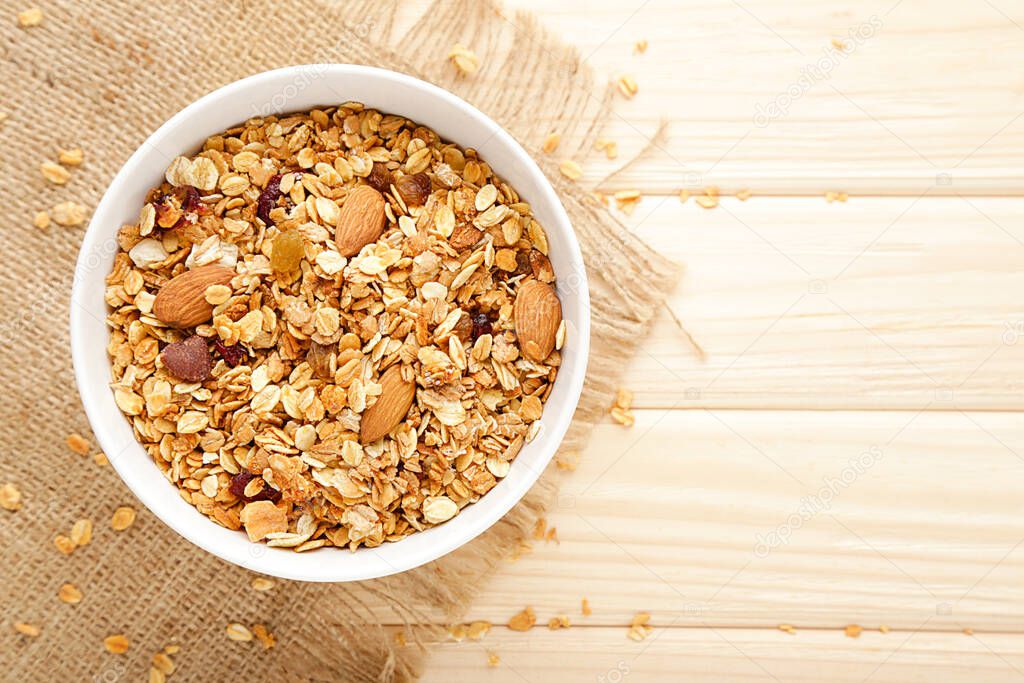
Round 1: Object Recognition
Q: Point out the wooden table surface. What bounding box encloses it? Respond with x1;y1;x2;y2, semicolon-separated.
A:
400;1;1024;679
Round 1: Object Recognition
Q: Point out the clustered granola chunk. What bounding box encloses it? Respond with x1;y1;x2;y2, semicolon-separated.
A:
104;103;564;551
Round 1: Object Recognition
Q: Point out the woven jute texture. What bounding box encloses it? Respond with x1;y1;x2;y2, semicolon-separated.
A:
0;1;679;680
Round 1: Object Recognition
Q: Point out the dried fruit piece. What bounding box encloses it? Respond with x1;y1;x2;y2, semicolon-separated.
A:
161;335;211;382
366;162;394;194
153;265;235;328
471;312;493;341
335;185;386;257
396;173;431;207
228;471;281;503
213;340;246;368
270;229;304;273
256;174;283;225
360;365;415;443
513;280;562;362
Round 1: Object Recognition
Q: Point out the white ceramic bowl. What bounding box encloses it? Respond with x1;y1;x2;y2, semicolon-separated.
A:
70;65;590;582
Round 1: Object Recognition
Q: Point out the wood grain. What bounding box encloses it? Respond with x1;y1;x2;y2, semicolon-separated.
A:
624;197;1024;409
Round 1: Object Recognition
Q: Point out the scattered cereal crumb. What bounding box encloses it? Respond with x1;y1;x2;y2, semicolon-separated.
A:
467;621;491;641
613;189;641;214
149;668;166;683
559;159;583;181
70;518;93;547
54;534;75;555
964;627;974;636
610;387;635;427
844;624;862;639
634;39;648;54
225;623;253;642
111;506;136;531
556;453;579;471
448;623;467;641
40;160;71;185
164;645;180;655
394;630;407;646
59;148;85;166
487;651;500;667
151;651;175;674
582;598;592;616
33;211;50;229
66;433;90;456
548;614;571;630
542;133;561;154
51;201;88;227
17;7;43;27
0;483;22;511
679;189;691;203
448;44;480;75
832;38;848;51
252;623;276;649
14;622;40;637
545;526;559;544
826;191;849;203
104;634;131;654
736;188;753;201
627;612;653;641
617;75;638;99
879;624;890;633
696;195;719;209
594;138;618;160
532;517;547;540
93;451;109;466
58;583;83;604
779;624;796;634
0;112;7;124
250;577;275;592
508;606;536;632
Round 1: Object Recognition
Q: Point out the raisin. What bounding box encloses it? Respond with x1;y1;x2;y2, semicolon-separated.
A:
366;162;394;194
395;173;431;207
227;471;282;503
256;174;283;225
181;186;202;213
213;339;246;367
471;312;493;340
270;229;304;273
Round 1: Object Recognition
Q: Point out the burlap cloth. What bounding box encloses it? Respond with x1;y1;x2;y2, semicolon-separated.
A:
0;1;679;680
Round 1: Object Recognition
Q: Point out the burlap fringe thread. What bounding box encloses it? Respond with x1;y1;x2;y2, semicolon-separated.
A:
0;1;679;681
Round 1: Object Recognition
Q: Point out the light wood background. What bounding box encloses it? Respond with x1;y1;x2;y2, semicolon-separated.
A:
399;0;1024;679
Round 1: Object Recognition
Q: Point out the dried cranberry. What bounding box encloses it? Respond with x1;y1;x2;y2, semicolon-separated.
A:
227;471;282;503
256;174;283;225
366;162;394;194
181;186;202;213
471;312;493;340
213;339;246;367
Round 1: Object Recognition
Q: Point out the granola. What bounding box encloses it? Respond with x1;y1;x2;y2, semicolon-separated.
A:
104;104;564;551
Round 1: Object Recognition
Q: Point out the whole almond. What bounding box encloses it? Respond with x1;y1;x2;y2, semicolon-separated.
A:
360;366;415;443
335;185;386;257
153;265;234;328
514;279;562;362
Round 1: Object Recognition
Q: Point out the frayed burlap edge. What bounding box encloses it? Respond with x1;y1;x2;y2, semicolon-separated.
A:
0;1;679;681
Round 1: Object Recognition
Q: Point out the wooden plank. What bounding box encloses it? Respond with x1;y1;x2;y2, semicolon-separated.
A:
619;196;1024;409
444;411;1024;632
405;0;1024;195
418;627;1024;682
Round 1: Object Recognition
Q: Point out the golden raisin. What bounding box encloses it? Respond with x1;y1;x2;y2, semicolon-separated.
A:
270;229;304;273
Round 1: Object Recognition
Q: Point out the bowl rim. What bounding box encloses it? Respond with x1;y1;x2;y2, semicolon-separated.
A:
70;64;590;582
